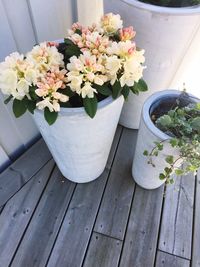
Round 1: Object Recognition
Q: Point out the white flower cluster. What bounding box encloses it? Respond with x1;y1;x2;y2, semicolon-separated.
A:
66;14;145;97
0;43;68;111
0;52;37;100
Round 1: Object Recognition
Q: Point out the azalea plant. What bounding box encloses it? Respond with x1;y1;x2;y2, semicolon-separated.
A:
144;92;200;184
0;13;147;125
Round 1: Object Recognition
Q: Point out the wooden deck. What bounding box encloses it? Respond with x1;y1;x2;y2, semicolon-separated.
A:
0;126;199;267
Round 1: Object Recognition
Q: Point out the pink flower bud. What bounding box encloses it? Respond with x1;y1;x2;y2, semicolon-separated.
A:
119;26;136;41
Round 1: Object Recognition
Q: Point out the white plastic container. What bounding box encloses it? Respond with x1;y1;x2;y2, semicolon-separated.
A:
33;96;124;183
115;0;200;129
132;90;184;189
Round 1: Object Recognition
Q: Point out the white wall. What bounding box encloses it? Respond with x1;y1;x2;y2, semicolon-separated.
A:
104;0;200;98
0;0;76;171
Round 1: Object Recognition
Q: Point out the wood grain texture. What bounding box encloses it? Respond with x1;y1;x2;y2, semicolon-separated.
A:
83;233;122;267
46;128;122;267
192;170;200;267
0;160;54;267
11;167;75;267
94;129;137;240
159;173;195;259
0;138;52;207
156;251;190;267
119;185;164;267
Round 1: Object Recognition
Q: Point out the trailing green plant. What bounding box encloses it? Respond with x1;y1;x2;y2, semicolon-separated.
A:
139;0;200;7
143;94;200;184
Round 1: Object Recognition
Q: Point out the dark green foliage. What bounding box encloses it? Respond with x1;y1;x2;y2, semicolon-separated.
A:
144;95;200;184
83;95;98;118
44;108;58;125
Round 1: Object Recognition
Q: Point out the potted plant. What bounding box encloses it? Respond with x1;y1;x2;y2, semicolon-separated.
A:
0;13;147;183
132;89;200;189
105;0;200;129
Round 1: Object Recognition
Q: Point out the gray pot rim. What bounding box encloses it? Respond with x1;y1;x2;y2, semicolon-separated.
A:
142;89;198;140
123;0;200;15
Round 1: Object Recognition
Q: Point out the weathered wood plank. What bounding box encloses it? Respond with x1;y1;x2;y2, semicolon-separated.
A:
119;185;164;267
192;170;200;267
0;160;55;267
46;128;122;267
156;250;190;267
83;233;122;267
11;166;75;267
0;138;52;207
94;129;137;240
159;172;195;259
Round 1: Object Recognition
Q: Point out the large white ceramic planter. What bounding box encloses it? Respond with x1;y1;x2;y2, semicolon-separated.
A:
132;90;184;189
33;96;124;183
113;0;200;129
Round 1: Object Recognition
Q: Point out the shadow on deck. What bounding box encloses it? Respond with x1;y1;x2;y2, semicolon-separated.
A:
0;126;199;267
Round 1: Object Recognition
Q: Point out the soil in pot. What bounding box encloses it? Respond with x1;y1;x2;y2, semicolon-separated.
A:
150;92;196;129
139;0;200;7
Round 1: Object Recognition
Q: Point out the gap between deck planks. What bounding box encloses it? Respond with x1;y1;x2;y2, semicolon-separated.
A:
0;138;52;207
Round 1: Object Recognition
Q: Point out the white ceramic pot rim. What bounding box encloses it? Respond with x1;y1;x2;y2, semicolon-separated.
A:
123;0;200;15
142;89;198;140
35;95;122;116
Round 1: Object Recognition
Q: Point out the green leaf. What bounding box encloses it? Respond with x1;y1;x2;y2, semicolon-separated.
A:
94;84;112;96
112;80;121;99
175;169;184;176
44;108;58;125
4;95;12;104
12;99;27;118
143;150;148;156
27;101;36;114
83;95;97;118
75;29;82;35
61;87;76;97
64;38;74;45
165;155;174;165
65;45;81;57
159;173;166;180
170;138;178;147
121;85;130;100
156;115;172;127
164;167;172;174
191;117;200;131
29;85;38;100
131;79;148;95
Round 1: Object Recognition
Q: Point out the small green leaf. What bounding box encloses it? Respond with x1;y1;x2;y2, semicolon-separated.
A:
164;167;172;174
27;101;36;114
13;99;27;118
29;86;38;100
112;80;121;99
143;150;148;156
75;29;82;35
121;85;130;100
65;45;81;57
170;138;178;147
156;115;172;127
83;95;97;118
165;155;174;164
170;178;174;184
94;84;112;96
175;169;184;176
159;173;166;180
64;38;74;45
4;95;12;104
131;79;148;95
44;108;58;125
191;117;200;131
61;87;76;97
